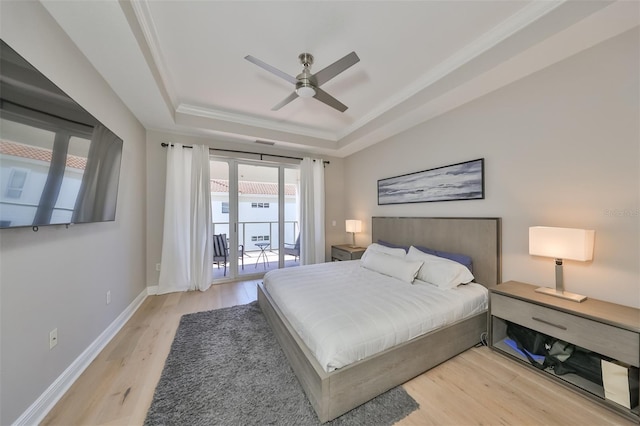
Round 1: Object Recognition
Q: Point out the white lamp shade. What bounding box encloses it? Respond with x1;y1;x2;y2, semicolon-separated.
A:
345;219;362;233
529;226;595;261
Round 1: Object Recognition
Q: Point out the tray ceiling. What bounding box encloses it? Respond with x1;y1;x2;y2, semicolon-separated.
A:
41;1;638;157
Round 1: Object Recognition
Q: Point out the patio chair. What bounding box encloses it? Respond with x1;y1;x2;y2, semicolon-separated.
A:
283;234;300;261
213;233;244;276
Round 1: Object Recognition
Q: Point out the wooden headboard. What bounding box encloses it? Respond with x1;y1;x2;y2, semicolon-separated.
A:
371;217;502;286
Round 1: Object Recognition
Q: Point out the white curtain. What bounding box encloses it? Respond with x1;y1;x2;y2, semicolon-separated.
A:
158;144;213;294
299;158;325;265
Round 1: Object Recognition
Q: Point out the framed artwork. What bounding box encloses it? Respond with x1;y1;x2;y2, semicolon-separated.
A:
378;158;484;205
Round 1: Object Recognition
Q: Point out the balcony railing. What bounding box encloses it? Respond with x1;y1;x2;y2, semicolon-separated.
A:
211;220;300;279
212;220;298;252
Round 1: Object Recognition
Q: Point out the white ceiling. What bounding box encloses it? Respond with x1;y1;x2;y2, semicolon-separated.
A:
41;0;638;158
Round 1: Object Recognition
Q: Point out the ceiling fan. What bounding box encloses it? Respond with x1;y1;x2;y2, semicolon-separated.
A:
244;51;360;112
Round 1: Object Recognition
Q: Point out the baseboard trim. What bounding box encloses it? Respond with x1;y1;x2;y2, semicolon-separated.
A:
12;287;151;426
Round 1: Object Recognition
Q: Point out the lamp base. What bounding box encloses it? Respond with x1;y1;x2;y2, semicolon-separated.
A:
535;287;587;303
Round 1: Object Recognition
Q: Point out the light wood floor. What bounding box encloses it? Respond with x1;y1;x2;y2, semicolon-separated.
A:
42;280;634;426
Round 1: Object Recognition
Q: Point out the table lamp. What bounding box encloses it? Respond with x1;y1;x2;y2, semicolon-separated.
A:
529;226;595;302
345;219;362;248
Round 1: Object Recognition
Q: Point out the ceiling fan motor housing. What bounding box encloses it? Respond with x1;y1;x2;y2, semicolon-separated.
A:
296;53;317;97
296;81;316;97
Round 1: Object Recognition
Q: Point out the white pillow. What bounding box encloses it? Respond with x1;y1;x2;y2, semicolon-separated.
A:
406;246;475;289
361;250;423;284
361;242;406;262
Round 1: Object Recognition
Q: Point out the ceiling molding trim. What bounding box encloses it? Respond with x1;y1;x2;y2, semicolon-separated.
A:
149;124;256;145
148;125;333;157
128;0;178;108
335;1;635;159
336;0;566;141
176;103;337;141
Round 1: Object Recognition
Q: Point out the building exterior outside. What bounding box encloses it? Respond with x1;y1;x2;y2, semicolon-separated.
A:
211;179;298;252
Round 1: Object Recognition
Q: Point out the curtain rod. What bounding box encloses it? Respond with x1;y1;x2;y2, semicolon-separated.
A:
160;142;329;165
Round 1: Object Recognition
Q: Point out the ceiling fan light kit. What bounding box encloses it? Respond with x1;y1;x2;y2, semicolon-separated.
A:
296;85;316;98
245;51;359;112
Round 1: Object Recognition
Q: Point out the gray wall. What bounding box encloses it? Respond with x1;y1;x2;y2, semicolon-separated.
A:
0;2;147;424
344;28;639;308
145;130;345;287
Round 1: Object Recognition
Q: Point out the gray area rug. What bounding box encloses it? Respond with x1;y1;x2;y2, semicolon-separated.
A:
144;301;419;425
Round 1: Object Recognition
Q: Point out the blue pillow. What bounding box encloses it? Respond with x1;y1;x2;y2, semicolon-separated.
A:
413;245;437;256
377;240;409;253
413;245;473;272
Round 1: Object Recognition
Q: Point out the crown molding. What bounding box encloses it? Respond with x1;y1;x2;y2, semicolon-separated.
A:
337;0;566;141
176;103;337;141
129;0;178;108
131;0;565;148
334;0;636;158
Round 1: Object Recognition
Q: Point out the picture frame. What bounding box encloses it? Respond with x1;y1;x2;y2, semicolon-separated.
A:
378;158;484;205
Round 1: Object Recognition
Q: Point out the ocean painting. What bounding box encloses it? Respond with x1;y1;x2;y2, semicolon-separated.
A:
378;159;484;205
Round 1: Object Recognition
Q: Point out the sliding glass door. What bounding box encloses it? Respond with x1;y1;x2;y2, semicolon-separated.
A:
210;158;299;282
237;163;279;276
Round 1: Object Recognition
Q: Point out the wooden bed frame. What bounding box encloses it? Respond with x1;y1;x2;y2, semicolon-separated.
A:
257;217;501;423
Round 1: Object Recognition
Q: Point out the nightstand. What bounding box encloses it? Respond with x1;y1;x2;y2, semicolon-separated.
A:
489;280;640;422
331;245;366;261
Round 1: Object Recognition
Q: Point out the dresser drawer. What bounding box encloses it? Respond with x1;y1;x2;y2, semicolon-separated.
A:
331;247;352;261
491;293;640;367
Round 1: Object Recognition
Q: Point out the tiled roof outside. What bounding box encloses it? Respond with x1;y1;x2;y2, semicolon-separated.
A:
211;179;296;196
1;140;87;170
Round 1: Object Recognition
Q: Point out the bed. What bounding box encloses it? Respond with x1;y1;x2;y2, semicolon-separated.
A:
257;217;501;423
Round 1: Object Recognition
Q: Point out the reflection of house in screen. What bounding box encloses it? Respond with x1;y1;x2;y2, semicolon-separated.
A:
0;139;87;227
0;39;123;229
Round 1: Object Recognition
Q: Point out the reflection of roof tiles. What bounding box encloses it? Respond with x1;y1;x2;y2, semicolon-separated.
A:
211;179;296;195
1;140;87;170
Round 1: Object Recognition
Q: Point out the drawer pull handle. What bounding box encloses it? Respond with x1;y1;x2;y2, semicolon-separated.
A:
532;317;567;330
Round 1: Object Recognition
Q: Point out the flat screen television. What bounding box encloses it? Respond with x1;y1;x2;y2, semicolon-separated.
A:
0;39;123;230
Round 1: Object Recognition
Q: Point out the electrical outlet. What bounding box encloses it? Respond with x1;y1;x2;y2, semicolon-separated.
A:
106;290;111;305
49;328;58;350
156;263;161;271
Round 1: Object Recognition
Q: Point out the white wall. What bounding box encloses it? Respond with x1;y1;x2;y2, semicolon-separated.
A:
345;28;639;308
0;2;147;424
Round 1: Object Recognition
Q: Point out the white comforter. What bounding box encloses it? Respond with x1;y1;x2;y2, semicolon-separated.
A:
263;260;488;372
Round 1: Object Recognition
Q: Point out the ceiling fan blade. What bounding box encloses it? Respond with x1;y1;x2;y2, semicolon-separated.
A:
313;51;360;87
313;88;348;112
245;55;298;85
271;91;299;111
